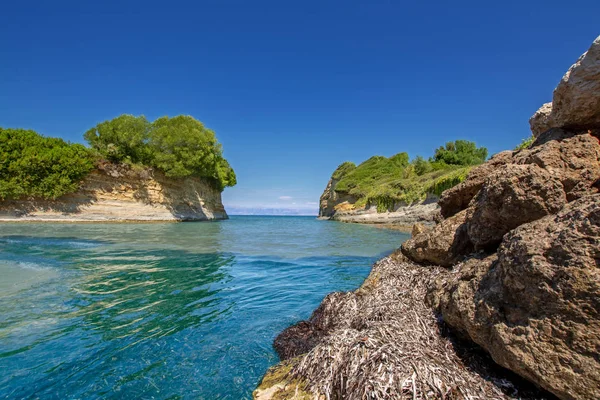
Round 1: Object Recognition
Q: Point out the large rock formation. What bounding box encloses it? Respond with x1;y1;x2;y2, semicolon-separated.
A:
257;36;600;400
0;162;228;221
427;195;600;400
530;36;600;137
404;35;600;399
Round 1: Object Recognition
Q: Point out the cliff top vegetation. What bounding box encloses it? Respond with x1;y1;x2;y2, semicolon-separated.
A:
0;115;235;201
331;140;488;210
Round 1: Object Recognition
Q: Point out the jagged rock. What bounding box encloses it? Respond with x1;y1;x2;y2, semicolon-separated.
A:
318;178;358;218
401;209;472;267
529;102;554;137
429;195;600;400
411;222;427;237
530;36;600;137
467;164;567;249
439;150;514;218
514;128;600;201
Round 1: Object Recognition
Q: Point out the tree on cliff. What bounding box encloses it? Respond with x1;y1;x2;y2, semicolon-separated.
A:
432;140;488;166
149;115;236;189
84;115;152;164
0;128;95;200
84;114;236;190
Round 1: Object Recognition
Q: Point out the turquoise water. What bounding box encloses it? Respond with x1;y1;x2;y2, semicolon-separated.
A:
0;216;407;399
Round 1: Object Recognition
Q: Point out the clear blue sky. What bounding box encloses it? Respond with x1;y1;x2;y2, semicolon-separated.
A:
1;1;598;215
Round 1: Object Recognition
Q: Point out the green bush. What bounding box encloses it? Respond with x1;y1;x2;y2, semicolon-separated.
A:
332;161;356;180
412;156;432;175
84;114;152;164
0;128;95;200
515;135;535;150
330;141;484;213
432;140;488;166
426;167;470;197
85;114;236;190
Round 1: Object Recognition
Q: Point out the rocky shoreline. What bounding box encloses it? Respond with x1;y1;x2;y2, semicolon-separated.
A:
255;35;600;400
0;162;228;222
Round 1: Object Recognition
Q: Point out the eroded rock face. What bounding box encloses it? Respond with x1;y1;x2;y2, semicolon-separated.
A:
439;150;514;218
0;162;228;221
401;209;472;267
467;164;567;249
515;128;600;201
530;36;600;137
429;195;600;400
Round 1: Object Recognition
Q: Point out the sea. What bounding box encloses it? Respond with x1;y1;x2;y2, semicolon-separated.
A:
0;216;408;399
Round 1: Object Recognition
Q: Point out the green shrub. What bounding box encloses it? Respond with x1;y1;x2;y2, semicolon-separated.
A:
85;114;236;190
332;161;356;180
84;114;152;164
515;135;535;150
330;141;483;212
412;156;432;175
432;140;488;166
426;167;470;197
0;128;95;200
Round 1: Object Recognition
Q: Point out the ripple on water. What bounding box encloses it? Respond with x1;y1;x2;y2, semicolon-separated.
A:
0;217;408;399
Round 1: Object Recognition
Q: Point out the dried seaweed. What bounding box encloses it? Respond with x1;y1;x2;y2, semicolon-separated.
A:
287;256;551;400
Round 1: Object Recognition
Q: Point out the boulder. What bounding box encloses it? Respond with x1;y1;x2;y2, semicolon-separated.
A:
530;36;600;137
401;209;472;267
429;195;600;400
467;164;566;249
439;150;514;218
514;128;600;201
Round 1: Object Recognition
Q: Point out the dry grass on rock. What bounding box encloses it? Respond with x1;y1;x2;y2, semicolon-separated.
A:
283;255;554;400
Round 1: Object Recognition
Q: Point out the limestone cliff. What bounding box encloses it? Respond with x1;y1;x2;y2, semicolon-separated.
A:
0;162;228;222
319;176;440;229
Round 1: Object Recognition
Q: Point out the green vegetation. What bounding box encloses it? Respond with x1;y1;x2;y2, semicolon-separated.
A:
433;140;488;165
332;140;487;211
85;114;236;190
0;128;95;200
0;114;235;201
515;135;535;150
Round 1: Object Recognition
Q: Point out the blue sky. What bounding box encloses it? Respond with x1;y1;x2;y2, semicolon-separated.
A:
1;1;598;215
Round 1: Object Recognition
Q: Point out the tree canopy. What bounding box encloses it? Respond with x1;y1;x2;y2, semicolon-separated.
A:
432;140;488;166
331;140;488;211
85;114;236;190
0;128;95;200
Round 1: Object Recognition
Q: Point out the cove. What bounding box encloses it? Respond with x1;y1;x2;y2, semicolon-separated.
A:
0;216;407;399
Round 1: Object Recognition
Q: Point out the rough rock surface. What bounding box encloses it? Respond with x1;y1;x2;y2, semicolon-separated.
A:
530;36;600;137
428;195;600;400
0;162;228;221
318;178;358;218
257;36;600;400
466;164;567;248
515;129;600;201
262;254;552;400
401;210;472;267
439;150;514;218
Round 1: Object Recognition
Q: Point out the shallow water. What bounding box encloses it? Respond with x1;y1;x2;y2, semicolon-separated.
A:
0;216;408;399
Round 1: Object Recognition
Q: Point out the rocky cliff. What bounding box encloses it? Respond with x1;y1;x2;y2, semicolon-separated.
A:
0;162;228;222
256;36;600;400
319;175;441;229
